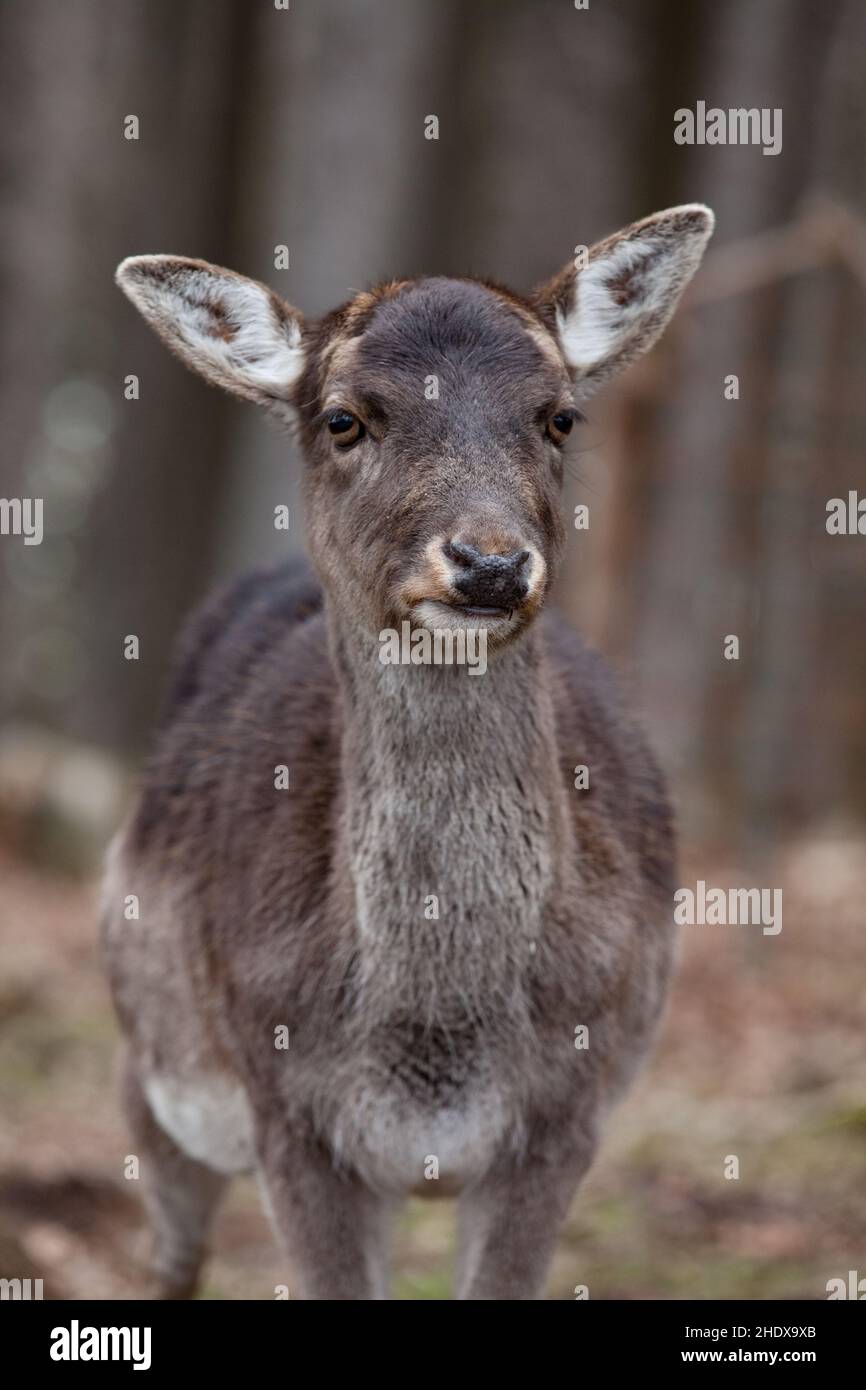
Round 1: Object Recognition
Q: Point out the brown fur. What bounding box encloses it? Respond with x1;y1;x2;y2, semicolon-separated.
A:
104;206;713;1299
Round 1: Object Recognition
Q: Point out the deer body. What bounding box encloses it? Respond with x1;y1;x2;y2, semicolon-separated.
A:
103;204;713;1298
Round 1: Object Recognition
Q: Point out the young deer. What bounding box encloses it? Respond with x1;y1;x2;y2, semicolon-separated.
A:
104;204;714;1300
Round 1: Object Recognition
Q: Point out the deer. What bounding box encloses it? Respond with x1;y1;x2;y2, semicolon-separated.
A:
103;203;714;1300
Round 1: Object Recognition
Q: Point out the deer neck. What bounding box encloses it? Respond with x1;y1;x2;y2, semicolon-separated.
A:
328;607;568;1025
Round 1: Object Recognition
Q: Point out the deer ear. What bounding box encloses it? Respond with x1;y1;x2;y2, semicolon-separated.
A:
115;255;305;421
534;204;714;394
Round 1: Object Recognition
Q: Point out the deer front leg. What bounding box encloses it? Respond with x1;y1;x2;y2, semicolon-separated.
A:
123;1058;228;1300
256;1121;396;1300
455;1126;596;1300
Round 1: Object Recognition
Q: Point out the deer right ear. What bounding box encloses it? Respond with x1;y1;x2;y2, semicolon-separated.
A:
533;204;714;396
115;256;305;421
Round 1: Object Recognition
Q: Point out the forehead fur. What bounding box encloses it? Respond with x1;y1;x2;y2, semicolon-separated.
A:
296;276;567;427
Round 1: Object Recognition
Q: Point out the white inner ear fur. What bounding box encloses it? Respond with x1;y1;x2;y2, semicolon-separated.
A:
556;237;663;370
556;208;713;377
116;257;305;402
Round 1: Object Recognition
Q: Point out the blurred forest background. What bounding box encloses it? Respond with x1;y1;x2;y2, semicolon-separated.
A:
1;0;864;1300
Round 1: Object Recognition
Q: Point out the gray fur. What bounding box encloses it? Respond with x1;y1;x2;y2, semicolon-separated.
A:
104;206;713;1299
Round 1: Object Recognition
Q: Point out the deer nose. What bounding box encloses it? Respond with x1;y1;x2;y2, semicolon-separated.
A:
443;540;531;610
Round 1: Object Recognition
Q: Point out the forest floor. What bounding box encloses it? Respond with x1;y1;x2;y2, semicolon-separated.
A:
1;833;865;1300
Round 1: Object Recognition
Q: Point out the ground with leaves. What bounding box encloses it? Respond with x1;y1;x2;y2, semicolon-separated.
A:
1;835;864;1300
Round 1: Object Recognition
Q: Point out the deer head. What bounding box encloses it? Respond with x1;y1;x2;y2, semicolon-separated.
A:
116;204;713;647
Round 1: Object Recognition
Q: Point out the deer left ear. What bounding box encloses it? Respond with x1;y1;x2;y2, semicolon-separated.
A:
533;204;714;394
115;255;305;423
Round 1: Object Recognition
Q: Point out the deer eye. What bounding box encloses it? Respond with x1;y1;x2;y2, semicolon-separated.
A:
327;411;365;448
547;411;575;446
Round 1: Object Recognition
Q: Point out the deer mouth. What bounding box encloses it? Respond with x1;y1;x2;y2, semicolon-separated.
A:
448;601;509;618
425;599;512;622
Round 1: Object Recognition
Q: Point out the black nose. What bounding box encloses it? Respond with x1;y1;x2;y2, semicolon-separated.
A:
443;540;531;610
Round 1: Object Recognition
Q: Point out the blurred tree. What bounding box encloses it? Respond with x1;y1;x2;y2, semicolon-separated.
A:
0;0;255;752
0;0;863;853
